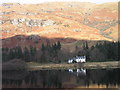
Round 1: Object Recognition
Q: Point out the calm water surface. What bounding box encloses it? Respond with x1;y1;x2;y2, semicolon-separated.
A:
2;68;120;88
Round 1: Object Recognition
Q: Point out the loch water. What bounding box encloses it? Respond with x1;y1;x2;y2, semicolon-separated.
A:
2;68;120;88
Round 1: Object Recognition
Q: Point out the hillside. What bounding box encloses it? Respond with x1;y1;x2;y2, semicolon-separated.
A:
1;2;118;48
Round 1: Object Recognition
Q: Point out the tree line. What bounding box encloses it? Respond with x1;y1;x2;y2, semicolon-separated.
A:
2;41;120;63
89;41;119;62
2;41;62;63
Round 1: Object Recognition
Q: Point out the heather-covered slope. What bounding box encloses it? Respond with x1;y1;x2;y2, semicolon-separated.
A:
1;2;118;47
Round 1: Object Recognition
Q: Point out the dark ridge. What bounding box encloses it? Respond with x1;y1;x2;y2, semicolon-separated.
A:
2;35;113;48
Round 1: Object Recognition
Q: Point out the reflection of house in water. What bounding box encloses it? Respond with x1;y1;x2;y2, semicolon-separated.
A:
68;68;86;76
2;69;119;88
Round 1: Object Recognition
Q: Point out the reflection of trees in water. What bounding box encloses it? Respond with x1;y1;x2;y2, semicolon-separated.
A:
3;79;23;87
39;70;63;88
2;70;29;87
67;68;120;88
2;69;120;88
101;69;120;87
2;70;29;80
85;69;120;88
24;70;64;88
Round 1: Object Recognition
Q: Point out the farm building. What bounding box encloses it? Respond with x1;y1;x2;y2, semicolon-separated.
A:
68;56;86;63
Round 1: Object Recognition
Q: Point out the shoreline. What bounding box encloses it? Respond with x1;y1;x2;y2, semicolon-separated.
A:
27;61;120;71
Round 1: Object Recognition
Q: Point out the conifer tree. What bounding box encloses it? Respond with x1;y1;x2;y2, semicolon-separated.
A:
41;43;45;52
57;41;61;50
24;47;30;62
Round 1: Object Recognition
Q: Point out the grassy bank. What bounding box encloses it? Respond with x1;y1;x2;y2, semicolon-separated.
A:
27;61;120;71
27;62;75;71
83;61;120;69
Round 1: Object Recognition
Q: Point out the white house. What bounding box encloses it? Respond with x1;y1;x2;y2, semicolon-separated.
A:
76;56;86;63
67;56;86;63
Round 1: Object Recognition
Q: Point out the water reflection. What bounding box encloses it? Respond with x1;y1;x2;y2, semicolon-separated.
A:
68;68;86;76
2;68;120;88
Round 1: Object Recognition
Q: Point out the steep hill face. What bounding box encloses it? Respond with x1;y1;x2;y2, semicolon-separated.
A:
0;2;118;48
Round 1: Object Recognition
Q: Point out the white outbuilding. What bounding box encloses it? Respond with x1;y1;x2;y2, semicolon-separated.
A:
68;59;73;64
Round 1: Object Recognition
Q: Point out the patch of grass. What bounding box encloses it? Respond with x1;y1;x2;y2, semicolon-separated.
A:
27;61;120;71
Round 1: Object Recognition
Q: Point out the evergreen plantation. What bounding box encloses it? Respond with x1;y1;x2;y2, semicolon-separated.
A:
2;41;120;63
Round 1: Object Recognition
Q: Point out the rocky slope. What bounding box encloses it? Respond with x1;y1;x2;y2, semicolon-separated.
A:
0;2;119;48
